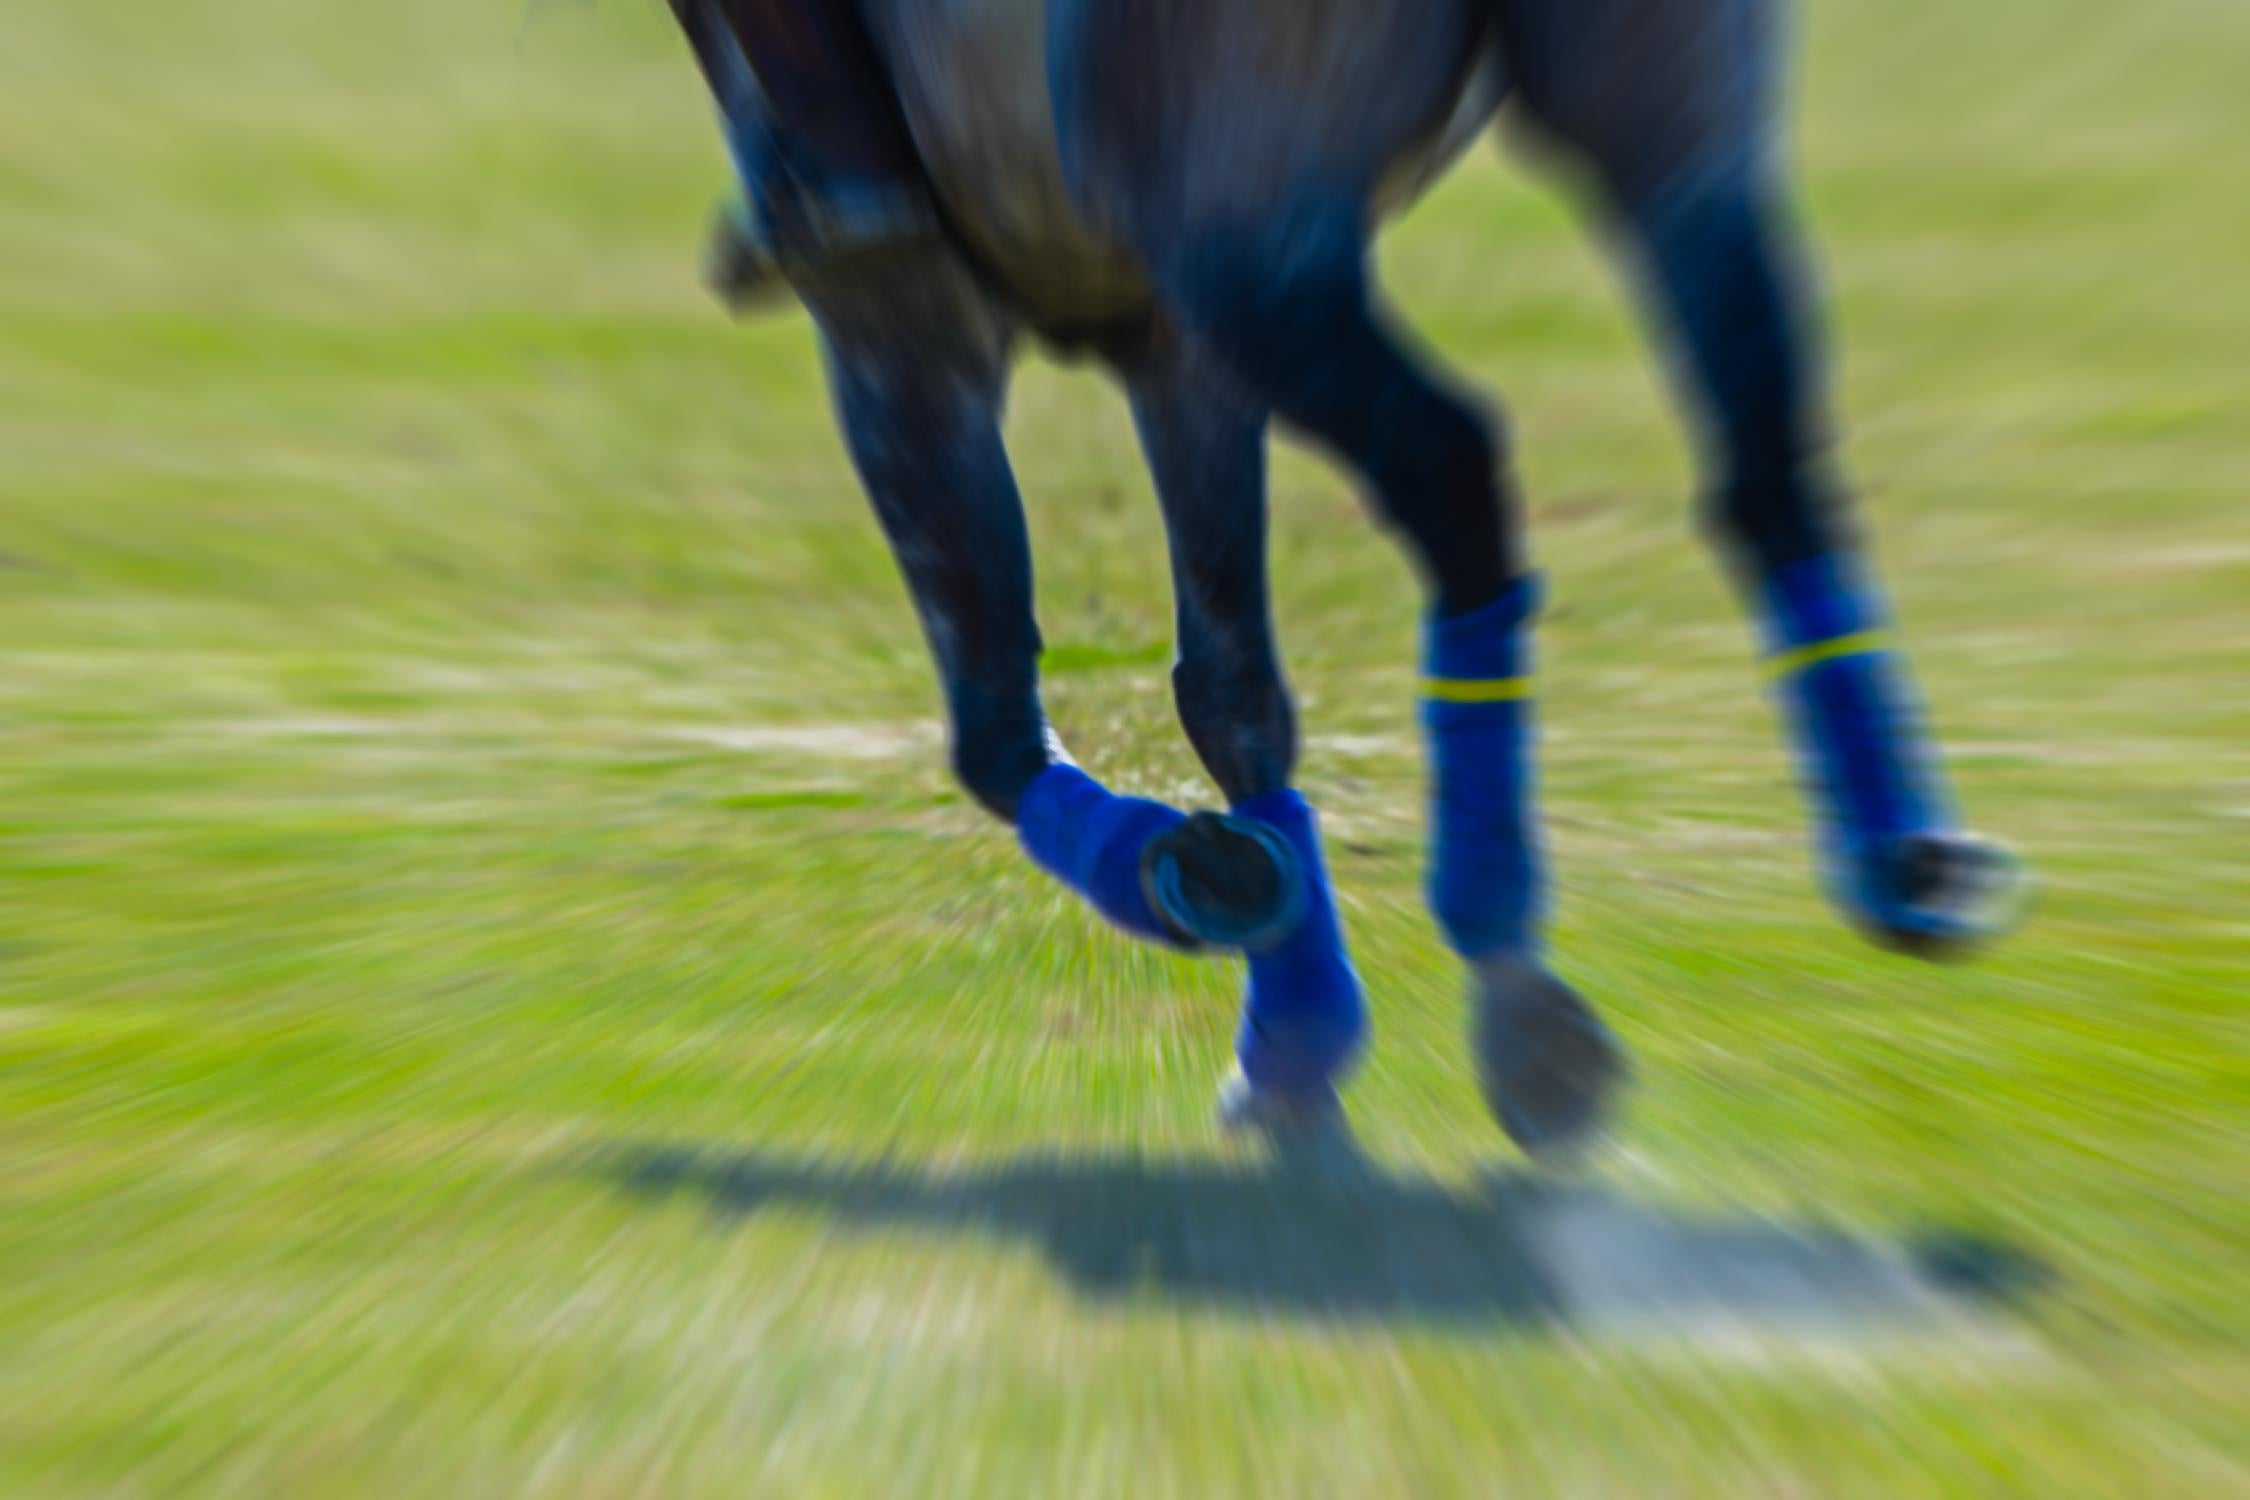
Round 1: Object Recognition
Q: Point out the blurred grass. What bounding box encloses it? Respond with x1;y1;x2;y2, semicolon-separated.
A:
2;0;2246;1494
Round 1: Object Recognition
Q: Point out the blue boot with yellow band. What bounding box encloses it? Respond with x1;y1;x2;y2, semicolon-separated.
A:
1423;575;1546;958
1421;574;1626;1158
1761;552;2023;952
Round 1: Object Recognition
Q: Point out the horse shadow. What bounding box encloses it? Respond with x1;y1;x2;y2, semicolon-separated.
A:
603;1143;2046;1339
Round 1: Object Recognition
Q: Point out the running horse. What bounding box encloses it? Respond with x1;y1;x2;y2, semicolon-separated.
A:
661;0;2023;1152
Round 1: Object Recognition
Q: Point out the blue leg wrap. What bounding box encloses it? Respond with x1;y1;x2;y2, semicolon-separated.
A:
1016;764;1186;945
1761;552;1953;882
1422;576;1546;960
1232;789;1366;1095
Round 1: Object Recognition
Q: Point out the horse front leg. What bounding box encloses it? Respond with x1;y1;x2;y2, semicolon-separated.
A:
1122;338;1365;1133
1496;0;2024;953
803;261;1302;953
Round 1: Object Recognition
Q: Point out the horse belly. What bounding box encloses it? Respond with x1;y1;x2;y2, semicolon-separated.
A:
875;0;1504;335
878;0;1156;331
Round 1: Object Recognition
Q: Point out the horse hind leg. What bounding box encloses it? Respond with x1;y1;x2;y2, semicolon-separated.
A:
1495;0;2024;953
801;257;1300;953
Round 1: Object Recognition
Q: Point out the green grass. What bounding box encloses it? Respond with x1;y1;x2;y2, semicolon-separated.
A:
3;0;2247;1494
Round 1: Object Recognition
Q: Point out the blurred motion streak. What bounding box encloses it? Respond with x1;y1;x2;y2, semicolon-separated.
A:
0;0;2244;1495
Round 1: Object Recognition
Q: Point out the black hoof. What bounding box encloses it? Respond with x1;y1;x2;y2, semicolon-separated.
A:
1472;957;1629;1163
1853;831;2028;960
1141;812;1306;952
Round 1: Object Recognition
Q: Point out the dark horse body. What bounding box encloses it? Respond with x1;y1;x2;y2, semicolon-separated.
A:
670;0;2020;1150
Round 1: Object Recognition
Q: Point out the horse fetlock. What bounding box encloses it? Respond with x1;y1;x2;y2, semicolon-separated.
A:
949;724;1053;823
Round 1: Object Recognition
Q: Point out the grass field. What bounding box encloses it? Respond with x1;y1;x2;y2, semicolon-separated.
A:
4;0;2247;1493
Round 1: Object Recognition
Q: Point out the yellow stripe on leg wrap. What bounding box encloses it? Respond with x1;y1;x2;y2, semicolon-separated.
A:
1423;675;1534;704
1766;629;1893;680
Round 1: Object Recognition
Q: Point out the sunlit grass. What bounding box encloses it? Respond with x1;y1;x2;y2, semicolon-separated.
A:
2;0;2245;1493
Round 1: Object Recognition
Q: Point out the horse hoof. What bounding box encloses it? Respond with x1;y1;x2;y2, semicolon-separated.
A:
1472;957;1628;1164
1216;1065;1354;1152
1852;831;2028;959
1143;811;1307;952
703;201;792;313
